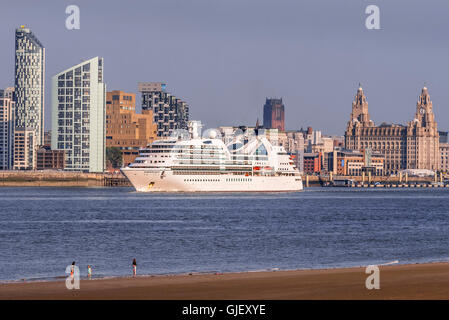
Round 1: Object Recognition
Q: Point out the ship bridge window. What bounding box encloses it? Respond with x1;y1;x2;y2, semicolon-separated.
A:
203;140;212;144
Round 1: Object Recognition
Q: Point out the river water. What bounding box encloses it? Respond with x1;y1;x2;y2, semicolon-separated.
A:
0;187;448;281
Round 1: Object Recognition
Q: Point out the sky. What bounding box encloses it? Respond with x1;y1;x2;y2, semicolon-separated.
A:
1;0;448;135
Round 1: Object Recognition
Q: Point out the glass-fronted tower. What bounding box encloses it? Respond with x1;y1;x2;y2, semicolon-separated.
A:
14;26;45;169
51;57;106;173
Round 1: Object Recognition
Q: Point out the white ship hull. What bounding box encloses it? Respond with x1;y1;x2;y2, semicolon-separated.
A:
122;168;303;192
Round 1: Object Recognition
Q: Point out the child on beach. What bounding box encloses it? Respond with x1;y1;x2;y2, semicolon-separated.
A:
132;258;137;277
87;265;92;279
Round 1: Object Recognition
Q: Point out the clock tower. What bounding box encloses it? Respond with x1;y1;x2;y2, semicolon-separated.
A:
407;86;439;170
414;86;436;126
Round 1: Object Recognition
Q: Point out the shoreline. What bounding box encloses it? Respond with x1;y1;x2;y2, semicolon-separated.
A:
0;258;441;284
2;261;449;299
1;171;445;189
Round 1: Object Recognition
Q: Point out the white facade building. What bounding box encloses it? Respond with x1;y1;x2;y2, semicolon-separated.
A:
52;57;106;173
13;128;35;170
0;88;15;170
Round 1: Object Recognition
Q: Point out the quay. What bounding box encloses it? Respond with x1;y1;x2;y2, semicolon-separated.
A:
303;172;449;188
1;170;447;189
0;171;131;187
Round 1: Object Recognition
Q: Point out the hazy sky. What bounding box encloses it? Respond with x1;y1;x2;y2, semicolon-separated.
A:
1;0;448;135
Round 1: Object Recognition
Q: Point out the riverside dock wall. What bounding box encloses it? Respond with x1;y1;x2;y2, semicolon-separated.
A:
0;171;446;189
0;171;131;187
303;174;448;188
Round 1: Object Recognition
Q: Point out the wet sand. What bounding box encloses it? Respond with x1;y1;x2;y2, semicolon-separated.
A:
1;262;449;300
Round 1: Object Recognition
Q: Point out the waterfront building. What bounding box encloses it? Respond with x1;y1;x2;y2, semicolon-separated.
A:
345;85;440;174
105;90;157;166
439;131;448;143
13;128;35;170
299;127;337;173
330;135;345;148
303;152;321;174
14;26;45;169
52;57;106;173
138;82;189;137
440;143;449;173
36;145;64;170
280;131;305;173
263;98;285;131
0;88;15;170
328;149;384;176
312;138;334;173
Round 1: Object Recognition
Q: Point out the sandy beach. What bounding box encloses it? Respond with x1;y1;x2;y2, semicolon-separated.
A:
1;262;449;299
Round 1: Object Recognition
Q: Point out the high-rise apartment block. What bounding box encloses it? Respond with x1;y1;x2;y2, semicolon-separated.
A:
263;98;285;131
13;128;35;170
14;26;45;169
52;57;106;173
138;82;189;137
0;88;15;170
106;90;157;165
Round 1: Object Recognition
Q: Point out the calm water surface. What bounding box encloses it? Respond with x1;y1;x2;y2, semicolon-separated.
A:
0;187;449;281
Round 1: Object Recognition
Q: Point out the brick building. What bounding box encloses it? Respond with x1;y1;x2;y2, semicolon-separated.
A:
36;145;65;170
106;90;157;166
303;152;321;174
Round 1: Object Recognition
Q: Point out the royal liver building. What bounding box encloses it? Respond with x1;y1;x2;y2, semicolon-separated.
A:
345;85;440;174
14;26;45;169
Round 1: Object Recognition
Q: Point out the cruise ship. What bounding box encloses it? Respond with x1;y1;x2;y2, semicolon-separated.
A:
121;131;303;192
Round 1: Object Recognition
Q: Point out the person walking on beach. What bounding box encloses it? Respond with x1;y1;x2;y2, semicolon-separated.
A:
87;265;92;280
70;261;76;278
132;258;137;277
